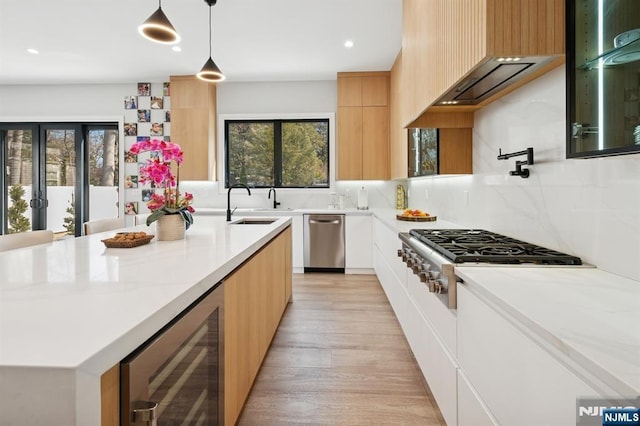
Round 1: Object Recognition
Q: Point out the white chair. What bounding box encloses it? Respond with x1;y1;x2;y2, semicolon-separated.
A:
83;217;125;235
0;230;54;252
133;214;150;226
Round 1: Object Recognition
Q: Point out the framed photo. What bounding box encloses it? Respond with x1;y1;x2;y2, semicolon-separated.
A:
125;175;138;189
136;136;150;143
150;96;164;109
141;189;154;202
137;82;151;96
165;110;171;122
150;122;163;136
124;123;137;136
124;96;138;109
163;82;170;96
125;201;138;215
125;151;137;163
137;109;150;123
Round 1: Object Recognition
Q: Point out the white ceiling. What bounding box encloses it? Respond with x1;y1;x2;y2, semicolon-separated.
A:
0;0;402;85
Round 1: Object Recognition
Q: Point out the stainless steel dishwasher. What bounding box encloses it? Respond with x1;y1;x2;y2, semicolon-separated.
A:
303;214;345;273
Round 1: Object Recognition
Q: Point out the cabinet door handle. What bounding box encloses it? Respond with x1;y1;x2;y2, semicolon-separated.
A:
131;401;158;425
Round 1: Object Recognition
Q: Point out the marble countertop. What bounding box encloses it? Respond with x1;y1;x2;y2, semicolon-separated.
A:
455;267;640;397
0;215;291;425
372;208;639;397
195;207;374;216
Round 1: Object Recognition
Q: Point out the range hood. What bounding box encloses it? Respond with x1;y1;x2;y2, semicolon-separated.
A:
434;56;560;106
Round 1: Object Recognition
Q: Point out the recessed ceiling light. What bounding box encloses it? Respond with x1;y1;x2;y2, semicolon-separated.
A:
27;48;39;55
344;40;354;48
172;46;182;52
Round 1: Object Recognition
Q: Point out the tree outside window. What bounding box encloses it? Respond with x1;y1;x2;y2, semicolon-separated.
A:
225;119;329;188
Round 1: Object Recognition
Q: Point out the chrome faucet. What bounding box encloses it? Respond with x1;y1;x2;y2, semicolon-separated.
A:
268;187;281;209
227;183;251;221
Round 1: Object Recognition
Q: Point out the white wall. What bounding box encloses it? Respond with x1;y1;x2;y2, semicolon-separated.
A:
407;66;640;282
0;84;131;117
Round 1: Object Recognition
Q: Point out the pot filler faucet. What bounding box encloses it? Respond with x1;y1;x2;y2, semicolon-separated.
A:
268;187;281;209
227;183;251;221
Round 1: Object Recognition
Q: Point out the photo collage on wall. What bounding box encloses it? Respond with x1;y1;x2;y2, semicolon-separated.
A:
123;82;171;217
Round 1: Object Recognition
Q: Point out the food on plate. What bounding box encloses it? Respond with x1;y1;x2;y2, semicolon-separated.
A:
111;231;148;241
401;208;430;217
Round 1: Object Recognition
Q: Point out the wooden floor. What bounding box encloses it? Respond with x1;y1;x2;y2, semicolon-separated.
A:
237;273;446;425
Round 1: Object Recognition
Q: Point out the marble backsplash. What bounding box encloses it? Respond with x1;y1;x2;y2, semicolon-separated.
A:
182;180;397;211
407;66;640;282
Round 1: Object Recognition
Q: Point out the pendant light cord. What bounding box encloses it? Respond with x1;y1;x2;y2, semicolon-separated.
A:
208;4;212;57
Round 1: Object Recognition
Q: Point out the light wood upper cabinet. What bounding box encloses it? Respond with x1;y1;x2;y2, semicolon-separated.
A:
390;51;407;180
170;75;217;181
402;0;565;125
337;71;390;180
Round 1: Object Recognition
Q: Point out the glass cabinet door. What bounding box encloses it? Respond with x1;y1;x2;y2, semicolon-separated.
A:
568;0;640;158
408;128;439;176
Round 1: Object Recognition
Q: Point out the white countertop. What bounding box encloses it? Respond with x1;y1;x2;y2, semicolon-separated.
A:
0;215;291;425
372;208;639;397
195;207;374;216
455;267;640;397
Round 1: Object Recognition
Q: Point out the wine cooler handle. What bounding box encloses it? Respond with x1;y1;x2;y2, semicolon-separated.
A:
131;401;158;426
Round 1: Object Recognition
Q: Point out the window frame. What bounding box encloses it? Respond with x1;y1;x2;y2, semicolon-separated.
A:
220;113;335;191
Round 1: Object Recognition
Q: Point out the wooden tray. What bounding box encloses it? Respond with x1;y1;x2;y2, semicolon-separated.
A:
102;234;154;248
396;214;437;222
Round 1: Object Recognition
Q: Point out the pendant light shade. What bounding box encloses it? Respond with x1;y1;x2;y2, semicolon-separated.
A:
138;1;181;45
196;0;225;83
197;57;225;82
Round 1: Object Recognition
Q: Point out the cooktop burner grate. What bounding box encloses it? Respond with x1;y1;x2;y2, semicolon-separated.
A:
409;229;582;265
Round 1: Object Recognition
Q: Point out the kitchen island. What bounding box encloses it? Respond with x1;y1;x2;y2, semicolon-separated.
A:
0;215;292;425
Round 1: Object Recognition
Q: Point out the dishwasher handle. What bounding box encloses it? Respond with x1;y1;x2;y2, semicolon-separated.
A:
309;218;341;224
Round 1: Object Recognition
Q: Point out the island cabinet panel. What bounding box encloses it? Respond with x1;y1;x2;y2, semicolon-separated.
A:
337;71;390;180
283;226;293;303
169;75;217;180
100;364;120;426
401;0;564;124
224;227;292;426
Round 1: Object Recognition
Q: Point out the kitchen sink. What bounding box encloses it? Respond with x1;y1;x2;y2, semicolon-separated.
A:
230;218;278;225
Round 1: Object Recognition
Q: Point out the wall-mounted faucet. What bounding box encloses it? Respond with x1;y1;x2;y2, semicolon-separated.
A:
268;187;281;209
227;183;251;221
497;147;534;178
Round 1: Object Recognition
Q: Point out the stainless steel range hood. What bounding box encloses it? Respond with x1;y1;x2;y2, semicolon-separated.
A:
434;56;560;106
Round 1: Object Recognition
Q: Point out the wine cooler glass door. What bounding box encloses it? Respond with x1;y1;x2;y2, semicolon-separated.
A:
121;282;224;426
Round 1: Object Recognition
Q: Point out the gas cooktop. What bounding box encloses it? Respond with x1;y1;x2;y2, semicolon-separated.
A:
409;229;583;265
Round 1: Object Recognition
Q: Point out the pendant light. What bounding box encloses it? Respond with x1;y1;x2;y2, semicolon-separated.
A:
196;0;225;83
138;0;181;45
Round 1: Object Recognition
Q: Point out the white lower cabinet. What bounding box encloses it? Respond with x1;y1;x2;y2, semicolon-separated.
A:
345;215;373;271
373;218;457;426
457;284;598;426
403;296;458;426
457;369;498;426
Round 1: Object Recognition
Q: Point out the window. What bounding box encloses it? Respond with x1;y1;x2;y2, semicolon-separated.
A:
0;123;119;237
225;119;329;188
